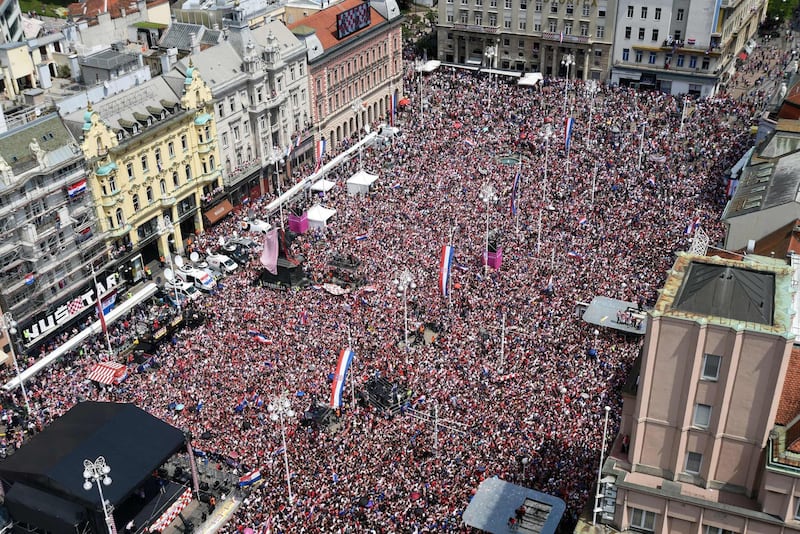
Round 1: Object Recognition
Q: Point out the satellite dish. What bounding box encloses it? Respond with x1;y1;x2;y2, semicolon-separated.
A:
164;268;174;281
190;251;200;263
175;256;185;268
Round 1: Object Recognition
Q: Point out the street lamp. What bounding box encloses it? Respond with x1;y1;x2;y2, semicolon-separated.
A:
268;394;295;506
268;151;286;229
478;183;498;275
393;269;416;354
158;215;180;313
1;312;31;415
541;122;554;205
561;53;575;118
350;98;365;169
593;405;612;526
83;456;116;534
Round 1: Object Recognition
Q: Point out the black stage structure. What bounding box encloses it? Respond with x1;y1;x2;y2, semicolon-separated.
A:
0;402;188;534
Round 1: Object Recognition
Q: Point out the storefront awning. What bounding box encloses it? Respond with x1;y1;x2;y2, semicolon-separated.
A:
204;199;234;225
87;361;128;385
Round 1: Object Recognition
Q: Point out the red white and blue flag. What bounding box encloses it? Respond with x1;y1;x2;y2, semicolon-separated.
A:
510;171;521;215
330;347;355;409
577;215;587;225
247;329;273;344
314;138;327;172
564;117;574;152
238;469;262;486
684;216;701;235
438;245;455;297
68;179;87;197
567;251;584;260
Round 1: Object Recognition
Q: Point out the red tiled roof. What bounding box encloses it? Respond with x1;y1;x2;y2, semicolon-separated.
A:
779;82;800;120
67;0;167;22
776;346;800;426
288;0;386;51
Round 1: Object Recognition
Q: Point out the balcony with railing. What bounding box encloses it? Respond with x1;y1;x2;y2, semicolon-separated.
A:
161;195;177;208
107;223;132;239
199;167;222;185
225;159;260;185
660;39;722;55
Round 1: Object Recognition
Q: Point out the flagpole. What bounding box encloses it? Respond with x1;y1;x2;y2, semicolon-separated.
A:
591;161;598;208
537;209;542;256
91;264;113;356
448;225;455;309
515;154;523;234
348;325;355;411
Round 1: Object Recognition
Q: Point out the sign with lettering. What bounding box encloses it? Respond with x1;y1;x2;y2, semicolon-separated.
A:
22;274;119;344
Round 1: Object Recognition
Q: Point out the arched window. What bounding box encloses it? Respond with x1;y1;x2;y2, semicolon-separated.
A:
185;164;192;181
160;179;167;195
132;194;140;211
209;155;215;169
115;208;124;226
146;186;154;203
172;171;179;188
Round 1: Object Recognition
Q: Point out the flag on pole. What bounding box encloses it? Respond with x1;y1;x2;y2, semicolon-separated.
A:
314;138;327;172
390;92;397;127
330;347;355;409
564;117;575;152
260;229;279;274
510;171;521;215
438;245;455;297
238;469;262;486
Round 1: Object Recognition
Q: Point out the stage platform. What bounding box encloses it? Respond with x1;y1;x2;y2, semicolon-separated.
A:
121;480;188;534
581;296;647;335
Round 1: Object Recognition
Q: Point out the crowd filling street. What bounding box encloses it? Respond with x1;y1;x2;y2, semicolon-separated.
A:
0;42;783;532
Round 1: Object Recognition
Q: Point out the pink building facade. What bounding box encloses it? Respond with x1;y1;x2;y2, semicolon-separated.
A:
602;252;800;533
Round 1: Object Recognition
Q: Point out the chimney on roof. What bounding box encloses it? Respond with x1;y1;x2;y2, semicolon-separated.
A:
190;32;200;55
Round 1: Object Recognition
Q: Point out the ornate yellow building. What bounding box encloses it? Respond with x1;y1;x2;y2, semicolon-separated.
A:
63;64;222;282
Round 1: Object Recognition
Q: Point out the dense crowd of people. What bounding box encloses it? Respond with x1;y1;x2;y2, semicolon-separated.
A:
0;47;773;532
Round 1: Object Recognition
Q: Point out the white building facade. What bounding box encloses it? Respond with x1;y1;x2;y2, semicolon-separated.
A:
610;0;768;96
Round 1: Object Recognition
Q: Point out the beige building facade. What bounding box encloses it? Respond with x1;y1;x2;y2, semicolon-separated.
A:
437;0;616;80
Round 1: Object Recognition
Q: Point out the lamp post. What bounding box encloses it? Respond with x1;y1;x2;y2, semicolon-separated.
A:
585;79;599;144
269;152;285;230
83;456;116;534
350;98;364;169
393;269;416;356
637;121;647;170
541;122;554;205
1;312;30;415
561;53;575;118
478;183;498;275
158;215;179;313
268;394;295;506
593;405;612;526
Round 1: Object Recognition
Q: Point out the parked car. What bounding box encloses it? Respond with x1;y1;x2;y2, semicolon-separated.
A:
164;280;200;301
207;253;238;273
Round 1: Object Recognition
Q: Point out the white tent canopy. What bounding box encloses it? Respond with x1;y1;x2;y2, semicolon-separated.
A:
416;60;441;73
311;179;337;192
346;170;378;196
307;204;337;229
518;72;543;86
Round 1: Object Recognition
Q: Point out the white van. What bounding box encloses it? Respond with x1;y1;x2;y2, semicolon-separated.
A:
207;253;238;274
165;280;200;301
177;266;217;292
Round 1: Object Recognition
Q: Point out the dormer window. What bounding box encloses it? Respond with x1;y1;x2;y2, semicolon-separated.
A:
147;118;152;126
133;124;139;134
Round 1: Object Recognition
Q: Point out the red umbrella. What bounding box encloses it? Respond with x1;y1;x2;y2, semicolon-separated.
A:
398;98;411;106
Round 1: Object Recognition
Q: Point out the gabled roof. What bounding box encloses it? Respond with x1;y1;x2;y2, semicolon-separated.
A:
0;114;78;174
158;22;221;52
287;0;386;51
172;41;246;92
62;76;182;139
